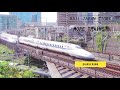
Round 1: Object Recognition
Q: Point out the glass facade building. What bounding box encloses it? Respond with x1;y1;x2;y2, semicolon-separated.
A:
10;12;41;24
0;15;17;30
87;12;93;24
77;12;94;25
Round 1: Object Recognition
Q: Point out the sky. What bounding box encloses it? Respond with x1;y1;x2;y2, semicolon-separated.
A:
0;12;57;22
41;12;57;22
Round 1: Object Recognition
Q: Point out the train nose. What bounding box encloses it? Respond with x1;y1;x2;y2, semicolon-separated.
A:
82;50;95;59
88;53;95;59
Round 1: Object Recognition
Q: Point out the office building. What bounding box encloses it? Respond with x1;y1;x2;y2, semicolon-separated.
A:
10;12;41;25
98;12;120;24
0;15;17;30
57;12;78;26
57;12;94;26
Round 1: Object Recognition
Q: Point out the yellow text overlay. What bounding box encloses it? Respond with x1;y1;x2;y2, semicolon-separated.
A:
75;61;106;68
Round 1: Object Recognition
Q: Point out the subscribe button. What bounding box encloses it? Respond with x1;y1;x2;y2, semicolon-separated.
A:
75;61;106;68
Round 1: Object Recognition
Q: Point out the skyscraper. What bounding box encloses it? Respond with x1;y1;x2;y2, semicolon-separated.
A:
10;12;41;24
57;12;94;26
87;12;93;24
98;12;120;24
57;12;78;26
0;15;17;30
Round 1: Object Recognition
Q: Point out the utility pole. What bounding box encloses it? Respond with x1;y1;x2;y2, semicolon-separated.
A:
16;29;20;53
55;29;57;41
42;17;47;40
66;12;69;43
45;17;47;40
45;26;47;40
27;52;31;67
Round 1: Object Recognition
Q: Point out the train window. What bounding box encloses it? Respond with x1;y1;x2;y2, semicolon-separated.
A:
60;46;62;48
57;45;59;48
56;45;58;47
58;45;60;48
59;45;61;48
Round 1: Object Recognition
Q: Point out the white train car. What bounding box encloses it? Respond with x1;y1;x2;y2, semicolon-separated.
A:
0;33;18;43
19;36;95;60
0;33;95;60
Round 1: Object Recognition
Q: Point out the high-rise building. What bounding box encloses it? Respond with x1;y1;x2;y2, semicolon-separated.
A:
98;12;120;24
87;12;93;24
0;15;17;30
57;12;94;26
57;12;78;26
32;14;38;22
10;12;41;24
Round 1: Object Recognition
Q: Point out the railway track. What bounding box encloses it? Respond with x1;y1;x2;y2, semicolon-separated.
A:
52;64;120;78
42;52;120;77
1;41;120;78
19;44;120;78
41;55;120;77
106;63;120;71
55;65;94;78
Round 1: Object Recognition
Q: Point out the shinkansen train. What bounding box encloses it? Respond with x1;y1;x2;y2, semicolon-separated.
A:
0;33;18;43
0;32;95;60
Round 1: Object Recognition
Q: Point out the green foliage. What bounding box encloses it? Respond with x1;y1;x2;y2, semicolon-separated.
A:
0;44;15;61
22;70;34;78
69;39;80;45
62;36;67;42
57;38;63;42
0;45;40;78
95;31;108;52
117;34;120;41
14;57;26;65
24;56;29;65
0;44;26;65
0;61;37;78
95;32;102;52
0;44;14;54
